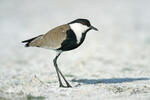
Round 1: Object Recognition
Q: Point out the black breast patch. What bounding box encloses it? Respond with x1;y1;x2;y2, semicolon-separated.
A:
57;29;78;51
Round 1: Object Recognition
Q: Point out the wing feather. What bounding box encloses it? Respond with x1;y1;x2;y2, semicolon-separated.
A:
31;24;69;49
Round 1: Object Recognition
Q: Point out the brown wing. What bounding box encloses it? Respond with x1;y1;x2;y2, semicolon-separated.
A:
29;24;70;49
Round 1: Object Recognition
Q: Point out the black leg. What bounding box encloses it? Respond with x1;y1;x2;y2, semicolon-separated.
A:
57;67;72;87
53;52;72;88
53;52;65;87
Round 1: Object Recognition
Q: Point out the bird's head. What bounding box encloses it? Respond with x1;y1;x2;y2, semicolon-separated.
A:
69;19;98;34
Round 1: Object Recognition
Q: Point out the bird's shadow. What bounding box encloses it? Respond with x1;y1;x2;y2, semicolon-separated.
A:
72;77;149;84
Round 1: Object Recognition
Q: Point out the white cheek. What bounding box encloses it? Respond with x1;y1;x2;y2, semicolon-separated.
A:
70;23;89;43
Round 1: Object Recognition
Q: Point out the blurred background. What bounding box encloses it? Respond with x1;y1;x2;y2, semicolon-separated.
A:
0;0;150;99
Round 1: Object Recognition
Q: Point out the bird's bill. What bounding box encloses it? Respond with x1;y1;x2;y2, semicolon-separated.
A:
90;26;98;31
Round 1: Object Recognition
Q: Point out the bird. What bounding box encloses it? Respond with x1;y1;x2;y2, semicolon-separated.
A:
22;18;98;88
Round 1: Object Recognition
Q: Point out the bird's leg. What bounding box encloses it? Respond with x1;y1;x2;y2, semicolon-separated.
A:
53;52;65;87
57;67;72;87
54;52;72;88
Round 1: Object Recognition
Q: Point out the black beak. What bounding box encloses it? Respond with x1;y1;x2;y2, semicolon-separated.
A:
90;26;98;31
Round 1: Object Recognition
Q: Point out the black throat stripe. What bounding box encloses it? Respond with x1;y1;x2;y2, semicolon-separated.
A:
57;28;91;51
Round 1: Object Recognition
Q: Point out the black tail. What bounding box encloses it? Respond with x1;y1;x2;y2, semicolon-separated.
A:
22;35;43;47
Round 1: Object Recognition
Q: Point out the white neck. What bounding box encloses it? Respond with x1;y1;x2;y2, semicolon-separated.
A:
69;23;89;43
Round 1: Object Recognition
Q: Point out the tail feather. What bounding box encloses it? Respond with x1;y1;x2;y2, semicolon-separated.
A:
22;35;43;47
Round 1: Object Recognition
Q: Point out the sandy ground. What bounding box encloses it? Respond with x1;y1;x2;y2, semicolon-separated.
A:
0;0;150;100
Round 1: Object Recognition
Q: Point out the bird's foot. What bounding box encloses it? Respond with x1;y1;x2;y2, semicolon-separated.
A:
59;84;66;87
67;85;72;88
59;84;72;88
66;84;72;88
